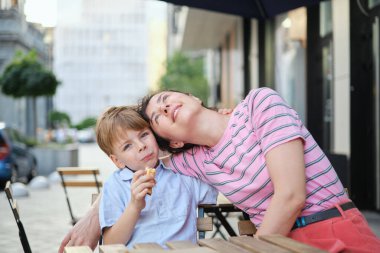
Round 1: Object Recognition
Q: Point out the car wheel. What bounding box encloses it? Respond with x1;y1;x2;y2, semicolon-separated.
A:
27;160;38;182
0;180;5;190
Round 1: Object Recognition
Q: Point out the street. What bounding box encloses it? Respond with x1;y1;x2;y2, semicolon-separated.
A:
0;143;116;253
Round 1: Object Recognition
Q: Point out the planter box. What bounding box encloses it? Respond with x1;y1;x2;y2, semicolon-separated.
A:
32;144;79;176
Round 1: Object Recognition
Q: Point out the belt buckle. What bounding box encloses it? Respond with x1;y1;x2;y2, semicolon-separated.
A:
295;217;307;228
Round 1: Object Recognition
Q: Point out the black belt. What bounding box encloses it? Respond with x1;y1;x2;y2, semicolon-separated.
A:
292;202;356;230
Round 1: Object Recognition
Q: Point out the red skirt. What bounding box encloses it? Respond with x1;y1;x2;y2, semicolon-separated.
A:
288;205;380;253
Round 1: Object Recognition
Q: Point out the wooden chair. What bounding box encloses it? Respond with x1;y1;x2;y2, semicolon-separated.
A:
237;220;257;236
4;181;32;253
57;167;102;225
198;193;257;239
197;206;214;239
197;213;213;239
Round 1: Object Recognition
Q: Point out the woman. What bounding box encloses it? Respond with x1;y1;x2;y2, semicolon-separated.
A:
139;87;380;253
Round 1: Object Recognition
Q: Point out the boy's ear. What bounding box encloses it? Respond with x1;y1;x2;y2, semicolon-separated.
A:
109;154;125;169
169;140;185;149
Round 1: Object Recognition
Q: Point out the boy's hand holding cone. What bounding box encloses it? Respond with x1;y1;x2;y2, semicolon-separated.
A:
145;167;156;195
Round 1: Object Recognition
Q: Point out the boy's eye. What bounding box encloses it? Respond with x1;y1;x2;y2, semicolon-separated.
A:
162;94;169;102
123;144;131;151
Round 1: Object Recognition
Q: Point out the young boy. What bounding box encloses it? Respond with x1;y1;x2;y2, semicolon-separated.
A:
96;105;217;248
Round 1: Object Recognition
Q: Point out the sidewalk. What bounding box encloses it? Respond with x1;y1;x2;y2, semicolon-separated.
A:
0;143;115;253
1;143;380;252
0;183;94;252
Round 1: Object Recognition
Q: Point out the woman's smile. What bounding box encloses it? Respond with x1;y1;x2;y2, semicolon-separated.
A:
172;105;182;122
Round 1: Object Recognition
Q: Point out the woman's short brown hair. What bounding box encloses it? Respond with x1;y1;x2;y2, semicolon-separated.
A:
96;105;149;156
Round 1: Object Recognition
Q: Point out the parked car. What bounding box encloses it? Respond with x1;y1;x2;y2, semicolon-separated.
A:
0;122;37;188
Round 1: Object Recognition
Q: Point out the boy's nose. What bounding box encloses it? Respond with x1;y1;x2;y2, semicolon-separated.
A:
138;142;146;152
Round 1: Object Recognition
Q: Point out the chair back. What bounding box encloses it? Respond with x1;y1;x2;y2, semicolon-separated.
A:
4;181;32;253
57;167;102;225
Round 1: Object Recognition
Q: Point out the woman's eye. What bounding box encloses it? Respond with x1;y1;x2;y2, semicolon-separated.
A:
163;94;169;102
123;144;131;151
141;132;149;138
154;114;161;124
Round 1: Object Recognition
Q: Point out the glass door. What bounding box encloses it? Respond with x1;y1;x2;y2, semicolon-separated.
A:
321;39;334;152
320;1;334;152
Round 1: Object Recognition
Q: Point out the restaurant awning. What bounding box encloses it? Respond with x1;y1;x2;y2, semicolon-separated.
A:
158;0;322;19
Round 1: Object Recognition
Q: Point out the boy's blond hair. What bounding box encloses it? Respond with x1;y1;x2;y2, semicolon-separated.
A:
96;105;149;155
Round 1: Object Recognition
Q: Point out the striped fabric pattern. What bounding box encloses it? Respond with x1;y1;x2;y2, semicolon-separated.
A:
170;88;349;226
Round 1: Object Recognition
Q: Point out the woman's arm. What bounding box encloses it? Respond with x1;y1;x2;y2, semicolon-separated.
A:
58;194;101;253
256;138;306;236
102;170;155;244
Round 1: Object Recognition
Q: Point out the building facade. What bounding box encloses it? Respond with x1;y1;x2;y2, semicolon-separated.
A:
0;0;51;136
54;0;166;124
167;0;380;211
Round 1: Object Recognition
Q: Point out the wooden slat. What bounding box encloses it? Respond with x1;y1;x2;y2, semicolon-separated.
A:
170;248;218;253
129;250;166;253
166;240;199;249
62;181;103;187
64;246;92;253
57;167;100;175
258;235;328;253
99;244;128;253
198;238;252;253
4;181;12;201
12;200;20;220
238;220;257;236
133;242;163;249
130;249;215;253
197;217;213;231
229;236;292;253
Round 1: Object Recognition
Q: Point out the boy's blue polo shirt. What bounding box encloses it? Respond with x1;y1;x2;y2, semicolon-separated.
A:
99;161;218;248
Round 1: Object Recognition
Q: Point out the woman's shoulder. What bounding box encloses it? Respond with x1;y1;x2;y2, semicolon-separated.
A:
242;87;285;109
245;87;278;100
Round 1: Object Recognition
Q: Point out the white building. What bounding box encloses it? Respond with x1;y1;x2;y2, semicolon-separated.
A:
0;0;51;136
54;0;166;124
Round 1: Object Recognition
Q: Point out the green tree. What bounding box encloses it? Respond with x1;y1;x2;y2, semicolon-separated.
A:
159;51;209;104
48;110;71;128
74;117;97;130
0;50;60;136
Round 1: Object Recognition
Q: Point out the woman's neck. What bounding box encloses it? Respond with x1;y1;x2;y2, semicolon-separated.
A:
190;110;230;148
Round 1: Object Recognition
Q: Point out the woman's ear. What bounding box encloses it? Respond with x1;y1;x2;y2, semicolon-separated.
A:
169;140;185;149
109;154;125;169
189;94;202;104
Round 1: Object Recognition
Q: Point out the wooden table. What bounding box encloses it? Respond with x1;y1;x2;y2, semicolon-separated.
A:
64;235;328;253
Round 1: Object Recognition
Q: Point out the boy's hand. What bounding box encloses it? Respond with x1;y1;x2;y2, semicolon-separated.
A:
130;170;156;211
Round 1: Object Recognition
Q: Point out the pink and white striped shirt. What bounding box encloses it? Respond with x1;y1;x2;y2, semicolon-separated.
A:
170;88;349;226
